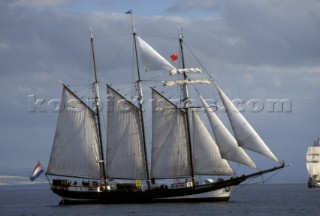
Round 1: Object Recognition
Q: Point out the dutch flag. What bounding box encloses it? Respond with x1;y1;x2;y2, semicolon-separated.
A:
30;161;44;181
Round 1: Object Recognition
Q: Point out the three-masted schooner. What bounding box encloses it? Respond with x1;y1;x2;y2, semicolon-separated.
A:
306;138;320;188
45;17;285;204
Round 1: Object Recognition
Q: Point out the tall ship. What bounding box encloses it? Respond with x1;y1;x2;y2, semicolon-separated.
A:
45;16;285;204
306;138;320;188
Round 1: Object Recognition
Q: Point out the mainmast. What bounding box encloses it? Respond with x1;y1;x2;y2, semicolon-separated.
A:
130;13;151;190
179;28;196;186
90;28;107;185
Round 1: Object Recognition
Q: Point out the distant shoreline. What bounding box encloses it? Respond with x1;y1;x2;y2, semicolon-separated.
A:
0;175;47;187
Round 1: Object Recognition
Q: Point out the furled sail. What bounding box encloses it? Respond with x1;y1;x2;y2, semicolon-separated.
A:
306;146;320;176
164;79;212;87
215;84;279;162
47;86;101;179
199;94;257;168
106;86;146;179
136;36;176;74
191;110;234;175
170;68;203;74
151;89;191;178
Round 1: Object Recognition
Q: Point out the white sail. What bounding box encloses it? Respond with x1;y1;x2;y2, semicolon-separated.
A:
151;89;191;178
47;86;101;179
106;86;146;179
192;110;234;175
199;95;257;168
170;68;203;74
215;84;279;162
164;79;212;87
136;36;176;74
306;146;320;176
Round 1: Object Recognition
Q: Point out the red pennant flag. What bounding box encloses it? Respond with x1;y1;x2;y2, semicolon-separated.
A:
170;52;178;61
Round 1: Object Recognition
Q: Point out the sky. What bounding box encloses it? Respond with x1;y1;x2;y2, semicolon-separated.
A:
0;0;320;184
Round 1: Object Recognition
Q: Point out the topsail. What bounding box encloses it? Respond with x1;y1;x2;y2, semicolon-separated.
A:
136;36;176;74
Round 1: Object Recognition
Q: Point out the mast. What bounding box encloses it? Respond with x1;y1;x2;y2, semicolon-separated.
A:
130;14;151;190
90;28;106;185
179;28;196;186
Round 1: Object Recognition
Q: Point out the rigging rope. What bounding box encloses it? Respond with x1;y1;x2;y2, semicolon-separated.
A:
232;166;285;193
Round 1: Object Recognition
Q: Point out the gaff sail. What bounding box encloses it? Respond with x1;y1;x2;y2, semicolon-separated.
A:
47;86;101;179
106;86;147;179
151;89;191;178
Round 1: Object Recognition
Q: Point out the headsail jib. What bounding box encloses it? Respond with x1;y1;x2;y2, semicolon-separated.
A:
214;84;279;162
192;110;234;175
199;94;257;168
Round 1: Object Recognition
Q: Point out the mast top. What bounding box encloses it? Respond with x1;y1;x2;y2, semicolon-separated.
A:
125;9;136;34
179;27;183;40
90;27;93;39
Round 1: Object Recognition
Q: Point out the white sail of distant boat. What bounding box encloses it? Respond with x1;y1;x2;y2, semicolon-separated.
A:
306;138;320;188
306;146;320;176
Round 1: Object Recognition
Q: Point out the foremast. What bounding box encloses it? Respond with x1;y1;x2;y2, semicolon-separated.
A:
130;14;151;190
178;28;196;187
90;28;107;186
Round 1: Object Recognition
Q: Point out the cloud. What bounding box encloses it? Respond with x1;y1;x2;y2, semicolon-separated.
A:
7;0;75;8
0;42;10;50
167;0;224;12
167;0;320;67
221;0;320;66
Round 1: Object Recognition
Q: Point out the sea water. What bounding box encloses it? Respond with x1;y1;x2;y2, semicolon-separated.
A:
0;183;319;216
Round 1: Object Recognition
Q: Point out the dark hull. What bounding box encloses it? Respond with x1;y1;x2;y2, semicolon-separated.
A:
52;174;247;204
308;179;320;188
53;183;232;204
51;163;286;204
